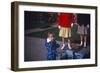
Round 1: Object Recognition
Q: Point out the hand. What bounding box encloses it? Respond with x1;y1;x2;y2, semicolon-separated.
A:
87;24;89;28
47;38;51;43
71;23;73;27
58;25;61;29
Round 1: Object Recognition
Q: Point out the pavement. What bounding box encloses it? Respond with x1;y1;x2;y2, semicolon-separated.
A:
24;36;90;61
24;24;90;61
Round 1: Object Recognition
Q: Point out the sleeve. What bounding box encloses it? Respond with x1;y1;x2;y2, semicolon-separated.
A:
54;40;60;49
56;13;60;26
45;40;49;48
72;14;77;23
45;40;52;50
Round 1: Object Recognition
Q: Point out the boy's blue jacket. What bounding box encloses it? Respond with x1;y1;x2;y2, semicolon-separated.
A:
45;39;58;60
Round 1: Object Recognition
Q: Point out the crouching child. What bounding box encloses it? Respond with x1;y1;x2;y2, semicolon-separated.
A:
45;32;59;60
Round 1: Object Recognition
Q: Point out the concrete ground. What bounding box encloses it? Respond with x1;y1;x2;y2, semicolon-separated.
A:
24;24;90;61
24;36;90;61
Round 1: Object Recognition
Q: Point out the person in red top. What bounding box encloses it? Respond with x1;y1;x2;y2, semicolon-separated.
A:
57;13;76;49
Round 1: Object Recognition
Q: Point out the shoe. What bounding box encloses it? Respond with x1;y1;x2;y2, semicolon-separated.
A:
68;43;72;49
80;42;83;46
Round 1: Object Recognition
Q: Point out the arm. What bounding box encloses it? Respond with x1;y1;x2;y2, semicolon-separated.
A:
87;24;89;28
57;13;61;29
45;39;55;51
45;41;52;51
71;14;77;27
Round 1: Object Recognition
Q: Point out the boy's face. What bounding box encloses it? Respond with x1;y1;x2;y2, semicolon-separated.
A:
49;34;54;40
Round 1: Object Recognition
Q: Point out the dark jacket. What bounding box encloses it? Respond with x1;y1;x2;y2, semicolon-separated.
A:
77;14;90;26
45;39;58;60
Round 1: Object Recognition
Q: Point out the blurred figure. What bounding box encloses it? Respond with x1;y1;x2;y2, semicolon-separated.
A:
77;14;90;47
45;32;58;60
57;13;76;49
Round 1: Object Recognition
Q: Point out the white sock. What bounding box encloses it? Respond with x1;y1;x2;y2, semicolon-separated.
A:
61;44;65;50
80;41;83;46
68;43;72;49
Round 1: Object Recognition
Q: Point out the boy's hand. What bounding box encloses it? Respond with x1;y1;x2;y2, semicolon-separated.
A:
47;38;51;43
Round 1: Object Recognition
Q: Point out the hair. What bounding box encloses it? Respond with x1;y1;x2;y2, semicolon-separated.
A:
47;32;55;37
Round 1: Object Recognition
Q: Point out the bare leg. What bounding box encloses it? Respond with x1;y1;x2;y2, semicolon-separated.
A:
62;38;65;44
61;37;72;50
61;38;66;50
67;38;72;49
80;35;83;46
84;35;87;47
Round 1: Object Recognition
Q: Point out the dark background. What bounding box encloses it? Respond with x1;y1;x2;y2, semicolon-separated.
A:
24;11;57;29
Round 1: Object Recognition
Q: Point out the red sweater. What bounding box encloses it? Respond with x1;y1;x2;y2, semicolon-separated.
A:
58;13;74;27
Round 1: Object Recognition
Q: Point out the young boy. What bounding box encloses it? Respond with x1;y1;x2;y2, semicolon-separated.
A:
45;32;58;60
57;13;76;49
